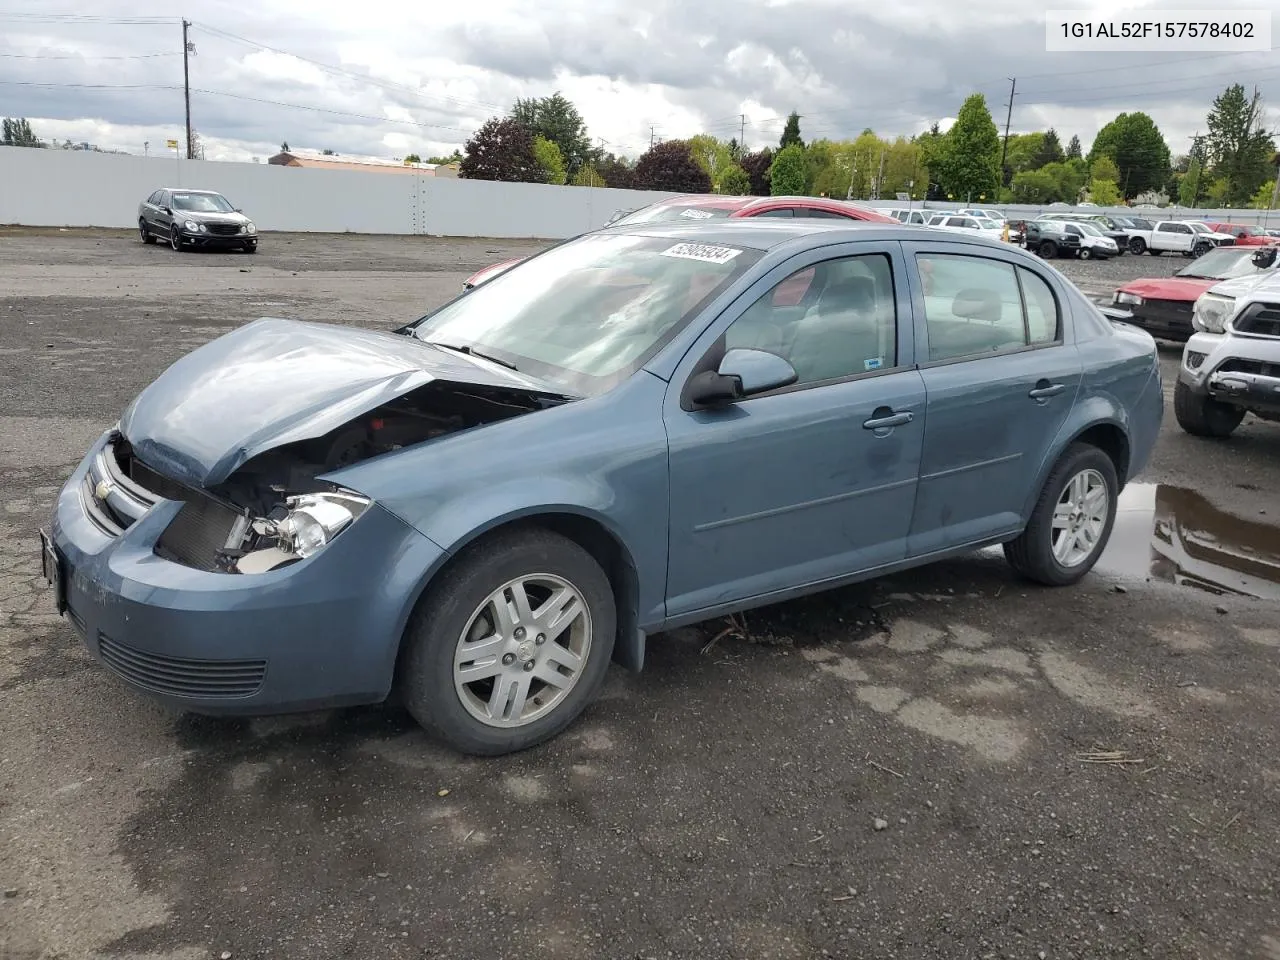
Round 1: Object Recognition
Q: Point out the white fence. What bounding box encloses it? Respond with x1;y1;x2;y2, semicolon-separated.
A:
0;145;679;239
1;144;1276;236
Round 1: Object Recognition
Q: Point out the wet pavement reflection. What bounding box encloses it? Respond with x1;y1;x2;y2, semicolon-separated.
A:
1093;483;1280;599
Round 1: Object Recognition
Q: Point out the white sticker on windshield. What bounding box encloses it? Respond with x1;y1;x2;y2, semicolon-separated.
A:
660;242;743;264
679;208;715;220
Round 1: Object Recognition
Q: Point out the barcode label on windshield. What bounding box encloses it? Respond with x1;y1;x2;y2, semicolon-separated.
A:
660;242;743;264
679;209;715;219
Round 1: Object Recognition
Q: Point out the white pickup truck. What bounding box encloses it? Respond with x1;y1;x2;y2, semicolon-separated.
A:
1126;220;1236;257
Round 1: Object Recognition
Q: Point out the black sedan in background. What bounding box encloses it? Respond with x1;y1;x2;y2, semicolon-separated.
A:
138;188;259;253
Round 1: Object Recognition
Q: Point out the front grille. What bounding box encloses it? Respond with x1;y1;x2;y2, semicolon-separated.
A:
88;438;244;571
1132;298;1194;335
206;223;242;236
1218;358;1280;377
98;633;266;699
1233;302;1280;338
1219;238;1236;246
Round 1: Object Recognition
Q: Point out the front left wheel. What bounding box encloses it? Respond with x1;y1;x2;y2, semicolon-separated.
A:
1004;443;1118;586
399;528;616;756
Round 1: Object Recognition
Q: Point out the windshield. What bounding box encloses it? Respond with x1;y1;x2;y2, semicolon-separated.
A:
612;202;738;226
1177;247;1269;280
974;218;1000;229
409;233;761;396
171;192;234;213
1076;223;1105;236
1187;222;1211;234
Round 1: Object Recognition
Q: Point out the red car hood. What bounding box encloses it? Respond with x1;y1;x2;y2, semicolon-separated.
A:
1118;276;1217;302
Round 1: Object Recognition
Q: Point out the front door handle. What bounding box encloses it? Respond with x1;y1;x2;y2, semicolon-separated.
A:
1028;382;1065;399
863;410;913;430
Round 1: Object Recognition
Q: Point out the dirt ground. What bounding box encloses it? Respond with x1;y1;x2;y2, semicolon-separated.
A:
2;230;1279;960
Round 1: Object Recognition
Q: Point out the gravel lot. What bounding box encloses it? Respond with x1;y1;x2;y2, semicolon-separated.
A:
3;230;1279;960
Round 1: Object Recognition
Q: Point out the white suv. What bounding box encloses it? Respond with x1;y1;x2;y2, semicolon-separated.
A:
1175;247;1280;437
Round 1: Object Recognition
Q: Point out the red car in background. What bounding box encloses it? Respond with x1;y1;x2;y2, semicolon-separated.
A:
1201;222;1278;246
1103;244;1279;340
461;194;897;289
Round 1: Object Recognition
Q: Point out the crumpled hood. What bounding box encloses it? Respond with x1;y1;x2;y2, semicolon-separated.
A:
120;317;564;488
1118;276;1217;302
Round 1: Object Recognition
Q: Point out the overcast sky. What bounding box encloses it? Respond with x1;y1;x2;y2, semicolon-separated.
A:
0;0;1277;164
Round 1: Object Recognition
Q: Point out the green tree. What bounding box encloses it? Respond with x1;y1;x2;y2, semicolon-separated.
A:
1065;134;1082;160
1250;179;1278;209
1003;132;1045;178
459;117;541;182
1087;112;1170;198
596;152;634;189
1034;128;1065;168
1040;159;1088;203
1205;83;1277;207
1090;155;1121;184
941;93;1000;201
719;164;751;195
1087;177;1122;206
1;117;42;147
510;92;593;176
726;137;743;161
1010;169;1061;203
571;165;604;186
403;153;421;164
632;140;711;193
686;134;738;185
915;123;950;199
532;135;567;185
779;111;803;150
427;150;463;164
769;143;807;195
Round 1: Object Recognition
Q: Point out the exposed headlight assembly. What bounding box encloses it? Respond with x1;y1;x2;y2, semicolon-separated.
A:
234;490;371;574
1114;291;1143;306
1192;293;1235;334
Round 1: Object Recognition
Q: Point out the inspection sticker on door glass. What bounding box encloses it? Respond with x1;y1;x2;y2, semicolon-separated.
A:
660;242;743;264
864;357;883;370
679;208;716;219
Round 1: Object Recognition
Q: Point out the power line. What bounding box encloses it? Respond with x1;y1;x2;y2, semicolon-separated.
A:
0;51;180;60
190;88;477;136
0;14;174;24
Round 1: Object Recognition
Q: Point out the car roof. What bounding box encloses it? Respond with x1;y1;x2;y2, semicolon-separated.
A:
645;194;895;221
157;187;222;194
599;217;1020;253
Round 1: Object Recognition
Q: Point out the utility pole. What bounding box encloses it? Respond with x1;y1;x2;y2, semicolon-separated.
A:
873;149;886;200
999;77;1016;187
650;126;656;149
739;114;746;153
182;19;193;160
1188;132;1204;208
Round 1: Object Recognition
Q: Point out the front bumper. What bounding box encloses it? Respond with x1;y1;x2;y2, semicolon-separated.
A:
46;432;445;715
1106;299;1194;341
1178;331;1280;414
175;228;257;249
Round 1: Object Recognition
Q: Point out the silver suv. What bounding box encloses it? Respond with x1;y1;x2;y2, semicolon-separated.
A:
1175;247;1280;437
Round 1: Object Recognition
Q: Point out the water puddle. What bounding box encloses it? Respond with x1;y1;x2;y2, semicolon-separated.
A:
1092;483;1280;600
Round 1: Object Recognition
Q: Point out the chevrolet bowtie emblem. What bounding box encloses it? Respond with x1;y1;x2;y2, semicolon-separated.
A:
94;479;114;501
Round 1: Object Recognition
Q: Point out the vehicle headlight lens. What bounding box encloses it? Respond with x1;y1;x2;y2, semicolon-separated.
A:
184;219;199;232
278;491;371;558
246;222;257;235
1114;291;1143;306
1192;293;1235;334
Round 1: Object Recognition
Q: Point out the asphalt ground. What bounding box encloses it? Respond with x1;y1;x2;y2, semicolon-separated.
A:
2;230;1278;960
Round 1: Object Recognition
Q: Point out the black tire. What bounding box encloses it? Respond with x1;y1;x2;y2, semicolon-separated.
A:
169;227;182;252
1193;241;1212;258
1079;248;1093;260
1003;442;1119;587
1173;379;1245;438
139;219;156;244
1129;237;1146;254
244;243;258;254
399;527;616;756
1039;240;1058;259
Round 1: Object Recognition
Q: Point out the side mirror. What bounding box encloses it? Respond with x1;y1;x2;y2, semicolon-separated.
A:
163;207;172;215
688;348;798;406
1253;247;1277;269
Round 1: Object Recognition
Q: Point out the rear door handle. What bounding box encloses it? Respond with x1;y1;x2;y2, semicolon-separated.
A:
1028;382;1066;399
863;411;913;430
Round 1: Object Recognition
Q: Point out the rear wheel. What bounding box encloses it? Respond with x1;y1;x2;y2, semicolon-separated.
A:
1079;248;1093;260
1004;443;1118;586
138;219;155;244
1129;237;1146;254
1173;380;1245;438
399;528;616;756
1039;240;1058;259
1193;241;1213;258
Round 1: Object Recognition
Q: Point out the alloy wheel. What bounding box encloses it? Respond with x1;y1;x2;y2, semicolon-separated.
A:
452;573;592;728
1051;468;1109;568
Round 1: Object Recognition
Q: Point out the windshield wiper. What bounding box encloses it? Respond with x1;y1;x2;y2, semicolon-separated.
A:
426;340;520;372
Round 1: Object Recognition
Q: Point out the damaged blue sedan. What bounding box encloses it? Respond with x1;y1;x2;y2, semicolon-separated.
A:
43;219;1163;755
